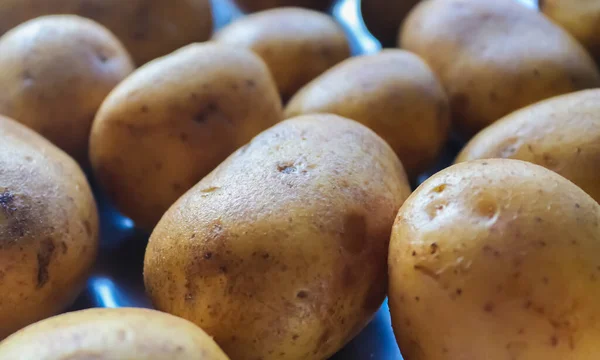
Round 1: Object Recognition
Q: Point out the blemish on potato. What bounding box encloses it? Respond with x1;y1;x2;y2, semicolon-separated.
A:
0;190;16;215
483;302;495;313
550;335;559;347
430;243;439;254
413;264;440;281
296;290;309;299
36;237;56;288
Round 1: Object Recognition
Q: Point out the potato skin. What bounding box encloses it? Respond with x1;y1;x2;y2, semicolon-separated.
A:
456;89;600;203
214;8;350;101
90;43;282;230
0;116;98;339
286;49;450;178
0;308;230;359
235;0;334;12
541;0;600;64
361;0;419;46
389;159;600;360
144;114;411;360
0;0;213;65
0;15;133;165
401;0;600;137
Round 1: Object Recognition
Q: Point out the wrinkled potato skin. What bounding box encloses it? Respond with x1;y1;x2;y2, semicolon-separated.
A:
0;308;230;359
0;15;134;165
361;0;419;46
401;0;600;137
0;116;98;340
144;115;411;360
0;0;213;65
90;43;282;230
541;0;600;64
286;49;450;178
389;159;600;360
214;8;350;101
456;89;600;203
235;0;334;12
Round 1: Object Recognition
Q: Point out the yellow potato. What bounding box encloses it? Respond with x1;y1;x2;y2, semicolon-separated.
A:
144;114;411;360
214;8;350;101
389;159;600;360
0;115;98;339
235;0;334;12
90;43;282;230
286;49;450;178
400;0;600;137
0;0;213;65
0;15;134;165
541;0;600;64
0;308;230;359
456;89;600;203
361;0;419;46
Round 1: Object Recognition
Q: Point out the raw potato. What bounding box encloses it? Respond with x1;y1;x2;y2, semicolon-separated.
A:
541;0;600;64
361;0;419;46
144;114;411;360
0;15;134;165
90;43;282;230
401;0;600;137
456;89;600;203
0;308;230;359
286;49;450;178
214;8;350;101
235;0;334;12
0;0;213;65
389;159;600;360
0;116;98;339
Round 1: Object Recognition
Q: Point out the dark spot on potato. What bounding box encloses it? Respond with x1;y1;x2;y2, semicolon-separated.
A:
296;290;309;299
37;238;56;288
96;52;108;63
575;203;581;209
204;252;212;260
190;233;196;239
180;133;188;142
341;213;367;254
262;253;269;259
412;251;417;256
442;347;448;353
484;302;495;313
414;264;439;281
292;334;299;340
219;266;228;273
61;241;68;254
543;277;549;284
277;162;297;174
489;91;498;101
415;296;420;302
0;190;16;214
83;220;92;237
193;102;220;123
533;69;541;77
246;79;256;88
537;241;547;247
456;288;462;296
430;243;439;254
535;217;543;223
518;328;525;335
172;183;182;192
141;105;149;113
551;336;558;347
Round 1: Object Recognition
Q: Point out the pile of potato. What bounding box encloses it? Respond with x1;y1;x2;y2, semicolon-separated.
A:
0;0;599;359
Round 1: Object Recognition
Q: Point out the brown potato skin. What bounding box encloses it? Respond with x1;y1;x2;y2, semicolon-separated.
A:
235;0;334;12
0;15;134;165
400;0;600;137
0;0;213;65
361;0;419;46
541;0;600;64
389;159;600;360
0;308;230;359
90;43;282;230
144;114;411;360
286;49;450;178
456;89;600;203
0;116;98;339
214;8;350;101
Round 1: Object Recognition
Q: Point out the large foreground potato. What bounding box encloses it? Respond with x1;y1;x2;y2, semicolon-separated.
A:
401;0;600;136
90;43;282;230
457;89;600;203
0;15;134;164
0;116;98;339
144;114;411;360
286;49;450;178
235;0;334;12
0;308;230;359
361;0;419;46
541;0;600;64
0;0;213;65
214;8;350;101
389;159;600;360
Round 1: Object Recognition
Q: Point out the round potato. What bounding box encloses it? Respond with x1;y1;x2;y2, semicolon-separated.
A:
214;8;350;101
389;159;600;359
0;0;213;65
286;49;450;178
235;0;334;12
400;0;600;137
144;114;411;360
456;89;600;203
0;308;230;359
541;0;600;64
90;43;282;230
361;0;419;46
0;115;98;339
0;15;133;165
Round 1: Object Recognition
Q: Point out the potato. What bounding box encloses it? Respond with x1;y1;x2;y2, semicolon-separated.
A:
0;308;230;359
0;115;98;339
456;89;600;203
0;15;133;165
541;0;600;64
90;43;282;230
389;159;600;360
214;8;350;101
0;0;213;65
400;0;600;137
235;0;334;12
361;0;419;46
286;49;450;178
144;114;411;360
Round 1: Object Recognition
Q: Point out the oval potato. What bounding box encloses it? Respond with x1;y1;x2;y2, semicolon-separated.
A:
235;0;334;12
286;49;450;178
144;114;411;360
400;0;600;136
